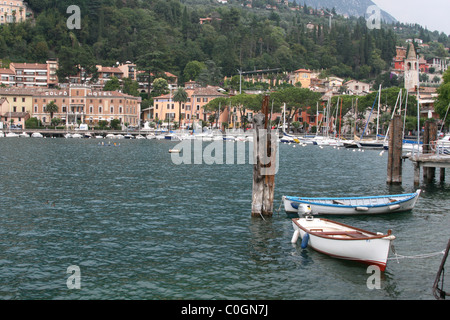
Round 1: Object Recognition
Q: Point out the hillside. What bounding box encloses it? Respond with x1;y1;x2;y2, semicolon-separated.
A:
0;0;446;89
296;0;396;23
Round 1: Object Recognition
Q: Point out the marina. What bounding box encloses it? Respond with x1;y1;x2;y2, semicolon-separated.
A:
0;137;449;300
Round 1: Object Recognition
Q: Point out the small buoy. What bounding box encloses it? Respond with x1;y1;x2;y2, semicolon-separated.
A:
301;233;310;249
291;229;300;244
355;206;369;211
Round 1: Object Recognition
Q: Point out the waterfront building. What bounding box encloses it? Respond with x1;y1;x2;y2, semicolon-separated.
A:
31;84;141;127
0;97;29;128
151;83;229;129
0;87;36;115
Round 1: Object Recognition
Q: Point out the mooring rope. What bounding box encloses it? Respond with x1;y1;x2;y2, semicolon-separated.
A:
389;244;445;262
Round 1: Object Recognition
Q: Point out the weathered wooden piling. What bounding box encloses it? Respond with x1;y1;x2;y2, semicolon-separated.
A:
387;115;403;185
251;95;277;217
422;121;437;183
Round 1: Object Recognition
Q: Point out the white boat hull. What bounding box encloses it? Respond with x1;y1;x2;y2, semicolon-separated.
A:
292;217;395;271
283;190;421;215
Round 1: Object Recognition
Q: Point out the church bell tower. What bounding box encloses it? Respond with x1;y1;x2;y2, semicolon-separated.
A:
404;43;419;92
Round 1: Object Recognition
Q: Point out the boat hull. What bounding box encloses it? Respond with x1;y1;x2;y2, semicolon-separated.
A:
292;218;395;271
283;190;421;215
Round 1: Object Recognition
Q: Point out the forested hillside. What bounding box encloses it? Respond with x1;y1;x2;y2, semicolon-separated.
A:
0;0;448;86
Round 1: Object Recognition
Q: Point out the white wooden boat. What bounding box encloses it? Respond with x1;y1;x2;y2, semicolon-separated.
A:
291;217;395;271
283;189;421;215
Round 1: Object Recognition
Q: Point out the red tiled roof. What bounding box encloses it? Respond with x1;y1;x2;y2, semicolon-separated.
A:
11;63;48;69
0;68;15;74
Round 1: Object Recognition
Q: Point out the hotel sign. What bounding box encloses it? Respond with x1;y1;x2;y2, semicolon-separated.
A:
44;91;114;96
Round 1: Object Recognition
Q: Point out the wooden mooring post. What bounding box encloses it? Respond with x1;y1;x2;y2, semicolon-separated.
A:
251;95;277;218
387;115;403;185
422;120;437;183
411;120;449;185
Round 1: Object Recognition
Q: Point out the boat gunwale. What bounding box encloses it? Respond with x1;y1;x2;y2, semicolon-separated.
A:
292;218;393;241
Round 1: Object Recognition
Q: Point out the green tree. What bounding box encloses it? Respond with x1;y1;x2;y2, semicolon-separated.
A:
270;87;321;130
183;60;205;83
122;77;140;96
436;69;450;129
136;51;168;99
173;87;188;128
152;78;169;97
103;76;120;91
203;96;229;129
45;100;58;120
110;119;121;130
196;60;222;87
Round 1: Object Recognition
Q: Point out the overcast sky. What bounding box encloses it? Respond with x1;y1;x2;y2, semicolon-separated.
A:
372;0;450;35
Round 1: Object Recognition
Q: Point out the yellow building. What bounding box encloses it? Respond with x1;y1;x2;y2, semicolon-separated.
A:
0;87;36;115
152;85;227;128
290;68;312;88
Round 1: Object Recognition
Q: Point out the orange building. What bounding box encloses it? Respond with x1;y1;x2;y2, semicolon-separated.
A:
31;84;141;126
290;68;312;88
152;84;227;128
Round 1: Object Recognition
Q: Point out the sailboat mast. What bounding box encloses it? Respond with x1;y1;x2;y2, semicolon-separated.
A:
376;84;381;141
416;54;420;149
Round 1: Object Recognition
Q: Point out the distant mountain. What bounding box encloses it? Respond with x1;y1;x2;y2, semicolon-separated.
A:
293;0;397;23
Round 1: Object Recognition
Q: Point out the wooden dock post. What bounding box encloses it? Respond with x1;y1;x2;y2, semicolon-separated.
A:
423;121;437;183
251;95;277;218
387;115;403;185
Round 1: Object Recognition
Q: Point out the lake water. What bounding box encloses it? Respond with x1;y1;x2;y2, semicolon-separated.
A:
0;137;449;300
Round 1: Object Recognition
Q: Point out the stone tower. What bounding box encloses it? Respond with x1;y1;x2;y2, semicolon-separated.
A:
404;43;419;92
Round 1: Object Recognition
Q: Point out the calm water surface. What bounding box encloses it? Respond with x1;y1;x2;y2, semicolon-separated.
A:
0;137;449;300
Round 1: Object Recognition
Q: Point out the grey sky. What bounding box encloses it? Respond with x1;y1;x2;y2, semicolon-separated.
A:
372;0;450;35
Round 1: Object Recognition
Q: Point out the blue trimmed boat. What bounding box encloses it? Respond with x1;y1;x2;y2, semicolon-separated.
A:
283;190;421;215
